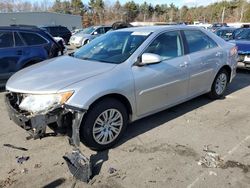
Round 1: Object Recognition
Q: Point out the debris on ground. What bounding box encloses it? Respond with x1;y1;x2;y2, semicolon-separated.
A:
63;149;92;183
198;146;250;173
128;146;136;152
220;160;250;173
3;144;28;151
0;177;17;187
7;169;15;174
198;145;223;168
34;164;42;169
225;111;230;116
209;171;217;176
16;156;30;164
21;168;28;174
108;167;117;174
148;180;156;183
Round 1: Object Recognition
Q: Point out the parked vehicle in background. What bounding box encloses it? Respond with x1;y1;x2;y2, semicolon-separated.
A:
53;36;67;55
69;26;111;47
209;23;228;33
232;28;245;39
0;25;62;87
5;26;237;150
71;28;83;35
216;27;236;41
111;21;133;30
41;25;72;44
229;28;250;69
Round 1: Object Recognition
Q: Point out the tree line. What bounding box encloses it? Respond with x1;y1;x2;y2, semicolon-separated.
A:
1;0;250;27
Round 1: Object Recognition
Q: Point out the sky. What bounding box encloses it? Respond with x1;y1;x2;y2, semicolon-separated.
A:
24;0;227;8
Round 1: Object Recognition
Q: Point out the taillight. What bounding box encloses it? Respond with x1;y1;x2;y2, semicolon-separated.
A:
230;46;238;56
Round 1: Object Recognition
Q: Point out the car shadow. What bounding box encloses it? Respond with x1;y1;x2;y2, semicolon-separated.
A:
90;150;109;177
115;70;250;148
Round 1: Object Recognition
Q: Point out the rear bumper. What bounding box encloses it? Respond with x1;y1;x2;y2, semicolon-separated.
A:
237;54;250;69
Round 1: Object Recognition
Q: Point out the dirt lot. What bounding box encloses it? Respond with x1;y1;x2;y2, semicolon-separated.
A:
0;70;250;188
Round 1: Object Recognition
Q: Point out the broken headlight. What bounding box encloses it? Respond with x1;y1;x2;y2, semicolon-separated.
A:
19;91;73;114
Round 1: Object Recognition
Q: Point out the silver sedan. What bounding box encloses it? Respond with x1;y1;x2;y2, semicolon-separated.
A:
5;26;238;150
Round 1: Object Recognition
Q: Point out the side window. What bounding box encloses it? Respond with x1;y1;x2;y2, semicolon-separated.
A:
14;32;24;46
184;30;218;53
104;27;111;33
95;28;105;34
0;31;14;48
19;32;47;46
144;31;183;60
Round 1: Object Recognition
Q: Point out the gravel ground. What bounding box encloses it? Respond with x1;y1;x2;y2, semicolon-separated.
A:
0;70;250;188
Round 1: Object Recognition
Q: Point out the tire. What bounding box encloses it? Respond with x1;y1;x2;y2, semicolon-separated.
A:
208;69;229;99
80;98;128;151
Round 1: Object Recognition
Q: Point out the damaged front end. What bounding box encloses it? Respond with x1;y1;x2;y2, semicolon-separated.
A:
5;92;86;147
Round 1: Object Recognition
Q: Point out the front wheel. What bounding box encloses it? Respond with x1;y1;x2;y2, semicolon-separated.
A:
80;98;128;151
208;69;229;99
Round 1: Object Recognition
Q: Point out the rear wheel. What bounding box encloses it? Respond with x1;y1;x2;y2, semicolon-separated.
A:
208;69;229;99
80;98;128;151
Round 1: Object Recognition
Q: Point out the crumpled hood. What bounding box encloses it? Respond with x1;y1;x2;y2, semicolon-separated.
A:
229;40;250;54
6;56;116;93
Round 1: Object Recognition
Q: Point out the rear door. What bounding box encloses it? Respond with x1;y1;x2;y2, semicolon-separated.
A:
0;30;19;79
19;32;49;60
183;30;222;97
132;31;190;117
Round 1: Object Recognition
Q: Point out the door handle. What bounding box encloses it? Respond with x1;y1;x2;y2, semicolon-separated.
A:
16;50;22;55
180;62;188;68
215;52;222;57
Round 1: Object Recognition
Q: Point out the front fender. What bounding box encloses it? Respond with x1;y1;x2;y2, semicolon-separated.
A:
61;66;136;115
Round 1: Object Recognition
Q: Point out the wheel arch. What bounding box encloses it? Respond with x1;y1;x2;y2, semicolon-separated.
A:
218;65;232;83
22;58;43;68
87;93;133;121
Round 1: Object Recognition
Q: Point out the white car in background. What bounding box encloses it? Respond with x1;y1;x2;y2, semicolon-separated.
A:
69;26;111;47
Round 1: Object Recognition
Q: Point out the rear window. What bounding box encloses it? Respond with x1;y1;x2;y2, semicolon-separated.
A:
104;27;111;33
19;32;47;45
184;30;218;53
14;32;24;46
0;31;14;48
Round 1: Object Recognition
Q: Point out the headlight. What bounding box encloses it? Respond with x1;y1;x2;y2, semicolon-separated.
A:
19;91;73;114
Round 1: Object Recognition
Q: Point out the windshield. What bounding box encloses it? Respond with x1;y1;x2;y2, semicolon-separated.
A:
235;29;250;40
80;27;95;34
74;31;151;64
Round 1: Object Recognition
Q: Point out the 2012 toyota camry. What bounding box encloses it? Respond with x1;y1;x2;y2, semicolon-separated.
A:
5;26;238;150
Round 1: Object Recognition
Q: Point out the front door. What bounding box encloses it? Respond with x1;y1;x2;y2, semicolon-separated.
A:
132;31;190;117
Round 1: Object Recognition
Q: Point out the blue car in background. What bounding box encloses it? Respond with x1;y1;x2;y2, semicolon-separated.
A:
229;28;250;69
0;25;62;87
216;27;236;41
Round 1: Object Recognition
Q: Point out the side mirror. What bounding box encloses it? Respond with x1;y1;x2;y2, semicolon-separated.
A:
138;53;162;66
93;31;98;35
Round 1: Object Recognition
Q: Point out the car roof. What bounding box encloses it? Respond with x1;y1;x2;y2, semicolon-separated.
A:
41;25;67;28
114;25;202;33
217;27;236;31
0;25;43;32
